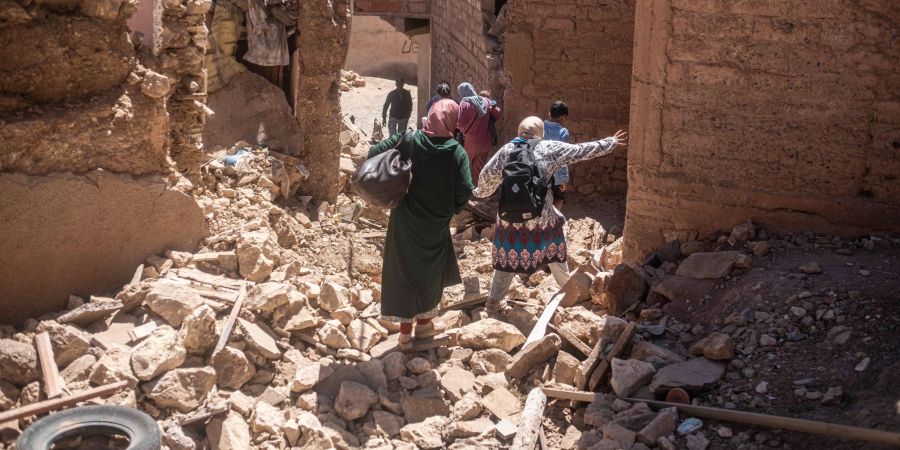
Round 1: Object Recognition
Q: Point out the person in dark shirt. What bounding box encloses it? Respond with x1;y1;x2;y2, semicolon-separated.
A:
382;78;413;136
425;81;453;113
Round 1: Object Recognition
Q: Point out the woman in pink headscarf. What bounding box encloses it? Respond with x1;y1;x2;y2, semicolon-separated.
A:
367;99;474;350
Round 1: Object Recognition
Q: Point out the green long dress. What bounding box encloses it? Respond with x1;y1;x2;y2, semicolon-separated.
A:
368;130;474;322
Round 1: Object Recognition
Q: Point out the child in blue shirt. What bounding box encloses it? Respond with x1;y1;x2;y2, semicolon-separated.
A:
544;101;570;210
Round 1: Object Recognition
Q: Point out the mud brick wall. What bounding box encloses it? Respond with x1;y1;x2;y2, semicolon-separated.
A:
502;0;634;196
156;0;212;175
295;0;352;203
430;0;497;106
624;0;900;259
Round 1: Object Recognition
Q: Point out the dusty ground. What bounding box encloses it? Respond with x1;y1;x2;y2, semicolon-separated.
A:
340;75;419;143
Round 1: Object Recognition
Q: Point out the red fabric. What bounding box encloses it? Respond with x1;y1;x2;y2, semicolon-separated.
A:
416;318;432;326
457;97;501;185
400;323;413;334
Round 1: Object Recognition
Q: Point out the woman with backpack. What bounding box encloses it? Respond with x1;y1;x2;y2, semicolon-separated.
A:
472;116;627;314
457;82;502;185
368;99;475;350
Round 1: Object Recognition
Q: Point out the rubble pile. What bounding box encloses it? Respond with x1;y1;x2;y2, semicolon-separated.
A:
340;70;368;91
1;140;897;450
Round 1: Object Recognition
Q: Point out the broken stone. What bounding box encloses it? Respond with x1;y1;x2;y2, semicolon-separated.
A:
440;367;476;402
143;367;216;412
447;417;493;440
561;271;594;307
553;307;626;346
207;412;250;450
636;407;677;445
480;386;521;422
0;338;38;386
603;423;636;447
610;402;657;431
399;415;447;449
284;309;317;332
798;262;822;274
244;282;290;313
145;280;205;327
371;410;405;438
291;360;334;392
689;332;735;360
469;349;512;375
382;351;408;381
59;354;95;386
130;325;186;381
334;381;378;421
319;282;350;312
331;306;357;325
36;321;91;368
728;221;756;245
89;343;137;387
606;263;650;314
452;394;483;420
347;319;381;352
507;334;561;380
317;320;351;349
631;340;686;367
250;401;286;436
139;70;171;98
238;319;281;359
455;318;525;352
611;358;656;397
649;357;726;394
179;305;217;355
675;252;743;279
822;386;843;405
584;393;617;427
759;334;778;346
57;299;123;328
236;229;277;282
685;432;710;450
212;346;255;390
553;351;580;385
400;388;449;423
0;380;19;410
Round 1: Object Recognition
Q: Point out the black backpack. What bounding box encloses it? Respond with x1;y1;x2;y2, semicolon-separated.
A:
498;139;548;223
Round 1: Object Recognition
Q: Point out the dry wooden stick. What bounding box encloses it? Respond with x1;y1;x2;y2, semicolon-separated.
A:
525;293;563;345
541;388;900;447
575;335;606;391
588;322;636;391
212;282;247;355
179;403;230;426
34;332;65;399
0;381;128;424
510;388;547;450
548;324;592;357
436;292;489;313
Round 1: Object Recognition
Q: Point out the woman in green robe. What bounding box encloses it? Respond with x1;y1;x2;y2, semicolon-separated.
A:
368;99;474;349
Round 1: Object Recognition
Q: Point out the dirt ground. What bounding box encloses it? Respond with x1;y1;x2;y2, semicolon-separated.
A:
340;75;419;142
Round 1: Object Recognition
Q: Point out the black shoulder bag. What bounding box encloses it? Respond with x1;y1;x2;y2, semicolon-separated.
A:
351;131;416;209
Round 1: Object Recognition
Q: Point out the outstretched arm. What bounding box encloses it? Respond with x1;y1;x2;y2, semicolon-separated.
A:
539;130;627;176
367;133;402;159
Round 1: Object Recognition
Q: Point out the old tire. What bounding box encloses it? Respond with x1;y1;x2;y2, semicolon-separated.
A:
17;405;160;450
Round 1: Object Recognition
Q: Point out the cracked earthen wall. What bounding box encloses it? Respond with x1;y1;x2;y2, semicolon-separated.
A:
0;0;207;323
295;0;352;203
623;0;900;260
502;0;634;196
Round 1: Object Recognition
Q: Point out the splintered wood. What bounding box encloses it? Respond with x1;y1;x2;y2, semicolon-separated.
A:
589;322;636;391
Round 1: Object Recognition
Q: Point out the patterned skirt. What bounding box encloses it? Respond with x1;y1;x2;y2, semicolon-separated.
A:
492;216;567;274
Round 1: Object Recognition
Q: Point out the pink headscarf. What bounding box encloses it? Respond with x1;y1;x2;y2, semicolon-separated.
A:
423;99;459;138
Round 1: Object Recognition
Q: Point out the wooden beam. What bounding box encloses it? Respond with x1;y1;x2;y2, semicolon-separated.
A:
510;388;547;450
212;282;247;355
525;293;563;345
0;381;128;424
179;403;230;426
575;334;607;391
540;388;900;447
436;292;489;313
548;324;591;357
34;332;65;398
588;322;636;391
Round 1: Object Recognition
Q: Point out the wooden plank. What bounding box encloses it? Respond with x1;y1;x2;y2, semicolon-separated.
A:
574;336;606;391
540;389;900;447
436;292;489;313
547;324;591;357
510;388;547;450
524;292;563;345
588;322;636;391
179;403;229;426
176;268;242;290
34;332;65;398
213;283;247;355
0;381;128;424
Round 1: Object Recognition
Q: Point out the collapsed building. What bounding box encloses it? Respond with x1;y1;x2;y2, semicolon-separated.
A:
0;0;898;449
